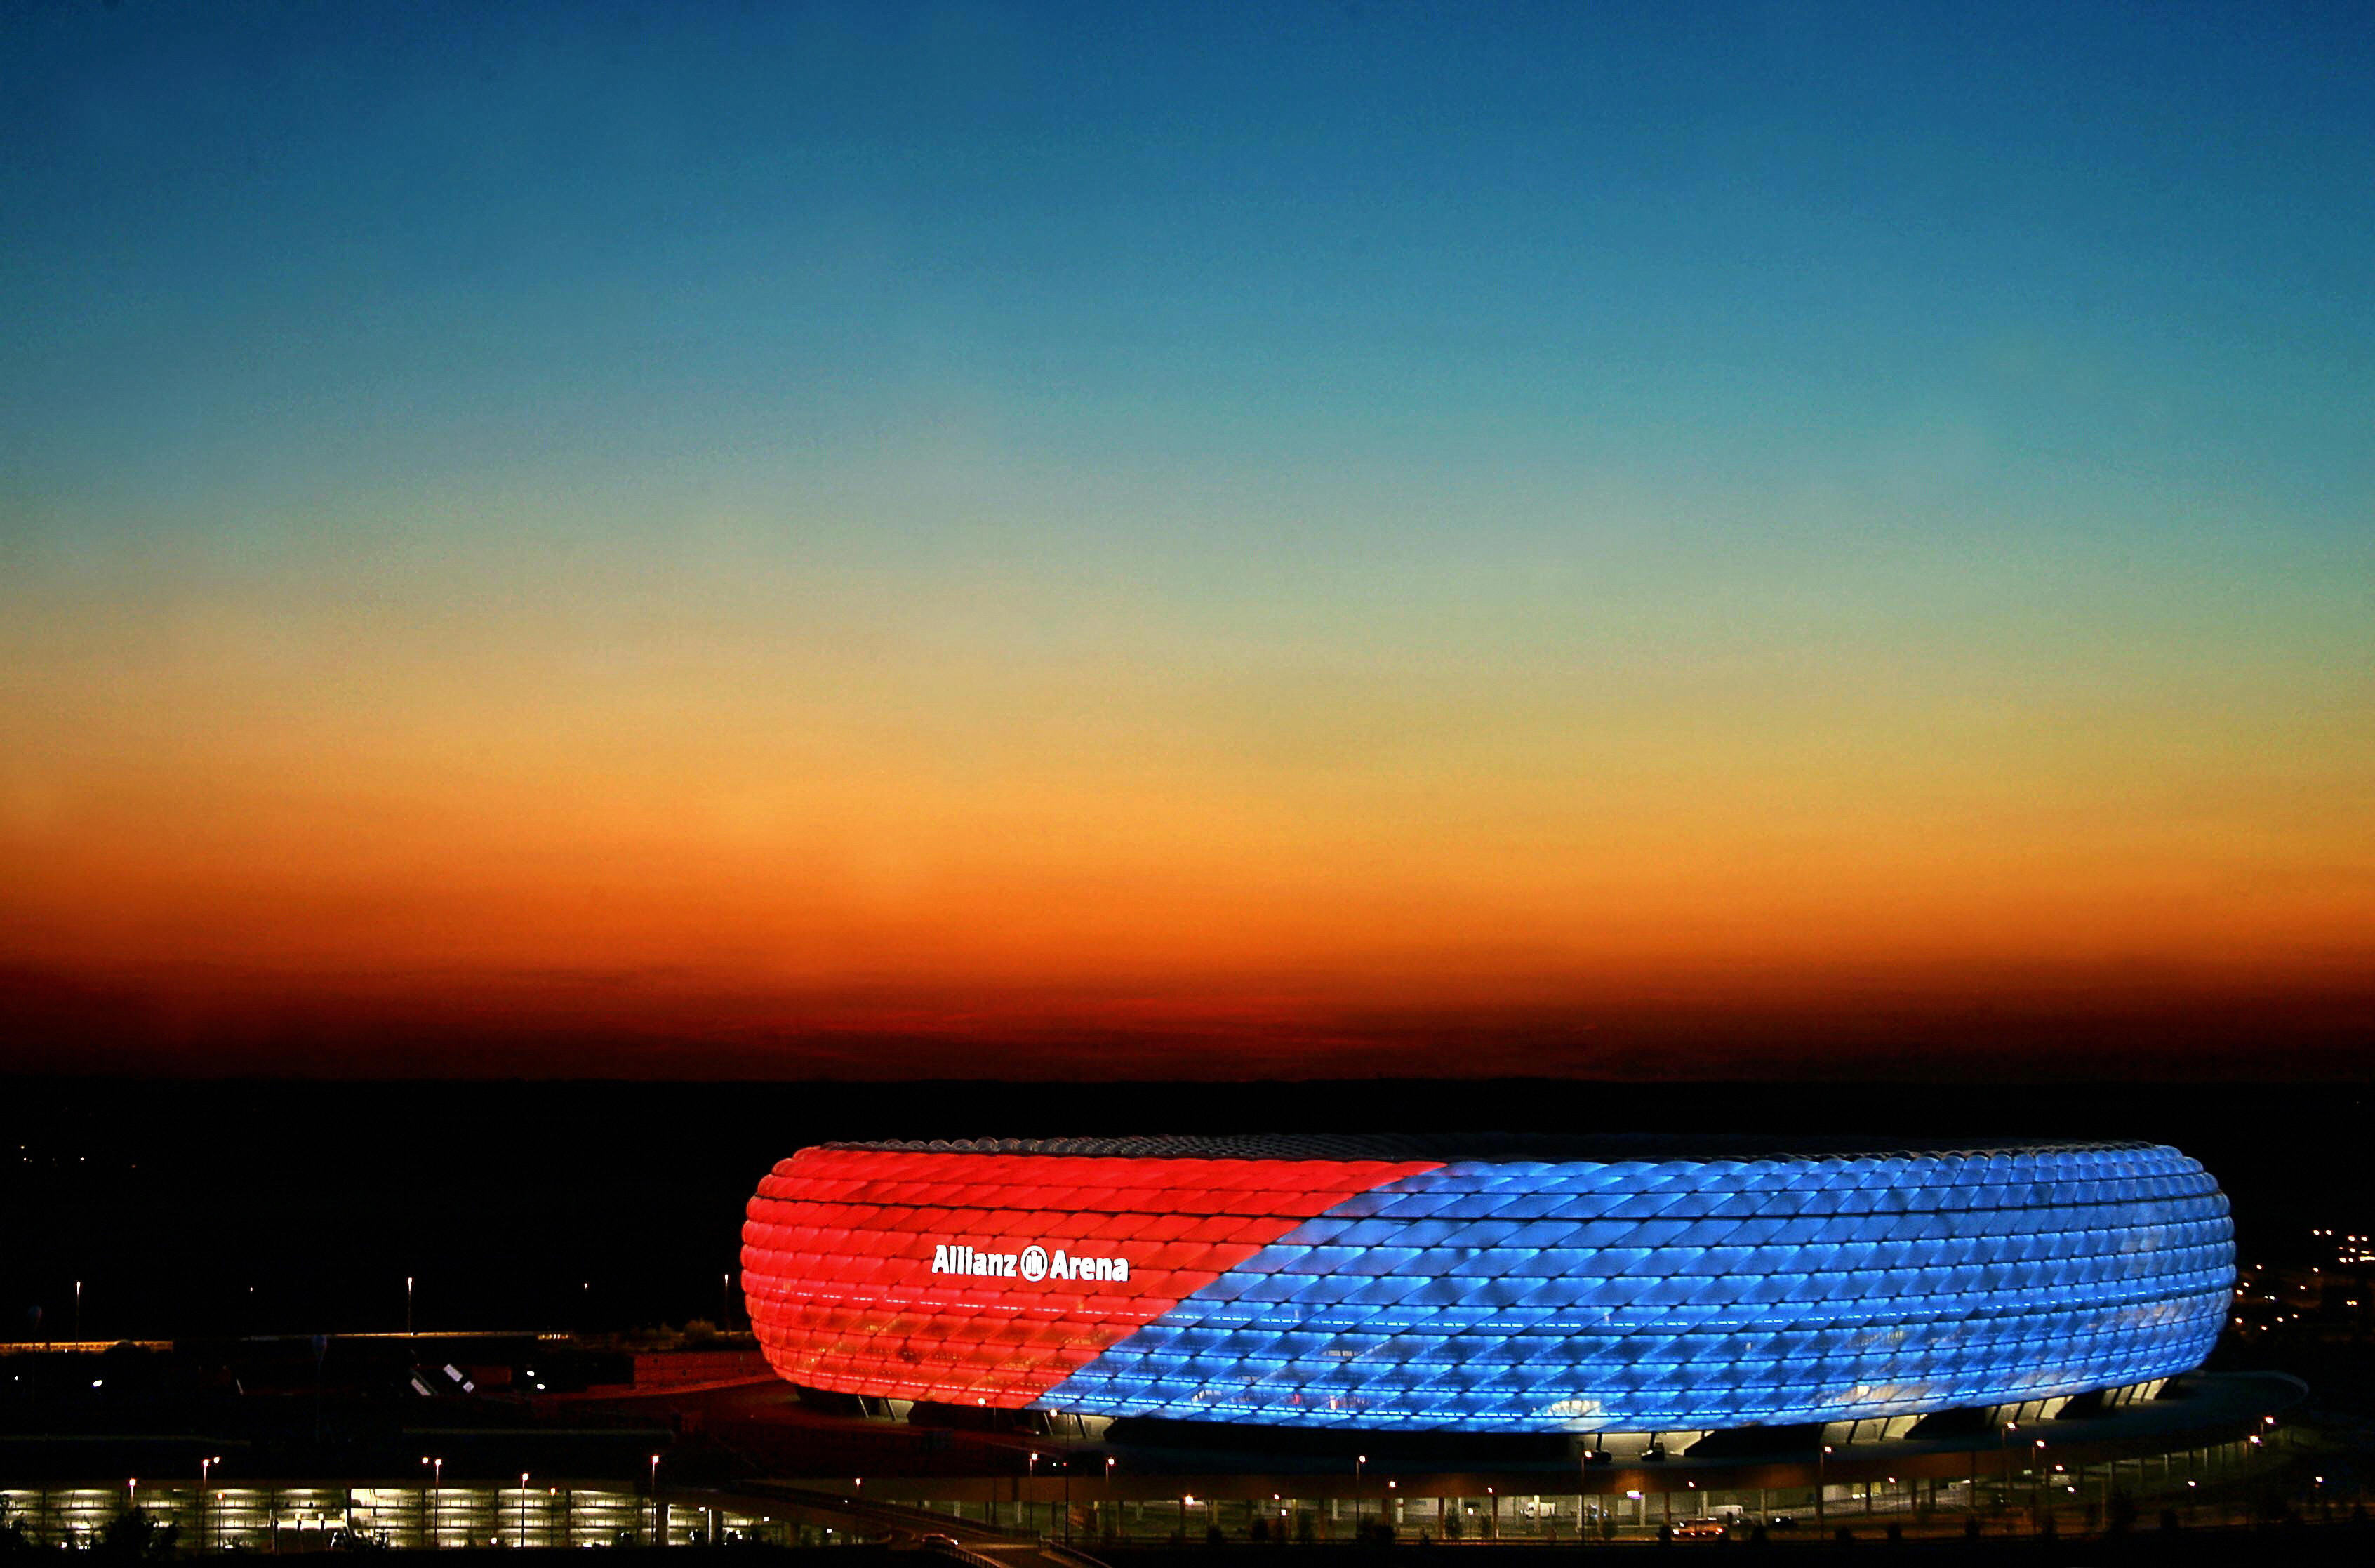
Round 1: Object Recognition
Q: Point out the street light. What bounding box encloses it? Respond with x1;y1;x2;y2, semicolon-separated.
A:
519;1472;531;1546
1816;1445;1832;1527
421;1456;442;1544
406;1276;414;1336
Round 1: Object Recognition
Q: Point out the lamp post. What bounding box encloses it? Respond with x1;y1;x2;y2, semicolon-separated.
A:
519;1473;530;1548
2031;1441;2046;1531
406;1277;414;1336
1816;1446;1832;1527
1356;1455;1367;1531
420;1456;441;1546
200;1456;220;1551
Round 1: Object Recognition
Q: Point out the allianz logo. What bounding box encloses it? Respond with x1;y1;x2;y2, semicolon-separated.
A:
931;1243;1131;1282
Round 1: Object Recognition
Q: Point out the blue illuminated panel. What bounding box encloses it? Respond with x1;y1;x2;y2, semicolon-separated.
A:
1035;1145;2233;1430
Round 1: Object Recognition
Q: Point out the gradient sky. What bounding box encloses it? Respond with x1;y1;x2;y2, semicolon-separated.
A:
4;1;2371;1077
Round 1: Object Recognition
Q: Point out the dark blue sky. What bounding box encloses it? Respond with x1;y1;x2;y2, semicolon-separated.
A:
9;1;2368;518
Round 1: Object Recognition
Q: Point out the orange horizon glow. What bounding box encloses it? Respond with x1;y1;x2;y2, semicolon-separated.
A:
5;538;2371;1076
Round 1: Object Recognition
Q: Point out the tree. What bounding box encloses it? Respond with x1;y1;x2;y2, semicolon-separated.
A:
102;1509;179;1558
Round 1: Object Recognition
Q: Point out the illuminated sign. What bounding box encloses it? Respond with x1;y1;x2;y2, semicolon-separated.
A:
931;1243;1130;1282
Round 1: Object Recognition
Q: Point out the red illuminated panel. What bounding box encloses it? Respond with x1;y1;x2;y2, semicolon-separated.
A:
740;1148;1439;1407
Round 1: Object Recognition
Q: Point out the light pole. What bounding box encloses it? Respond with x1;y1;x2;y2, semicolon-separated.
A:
200;1456;220;1550
420;1456;441;1546
519;1472;531;1547
1356;1455;1367;1531
406;1277;414;1336
2031;1440;2046;1530
1816;1446;1831;1527
74;1281;81;1341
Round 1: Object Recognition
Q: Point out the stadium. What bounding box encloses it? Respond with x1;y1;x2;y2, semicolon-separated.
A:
740;1135;2235;1439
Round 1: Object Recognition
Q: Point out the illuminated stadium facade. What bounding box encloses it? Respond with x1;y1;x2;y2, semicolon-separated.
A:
740;1136;2235;1436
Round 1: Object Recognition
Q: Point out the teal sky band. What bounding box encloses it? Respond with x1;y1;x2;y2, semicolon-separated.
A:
1035;1144;2233;1430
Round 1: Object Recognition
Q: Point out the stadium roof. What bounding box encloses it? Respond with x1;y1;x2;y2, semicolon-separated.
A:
823;1133;2167;1162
